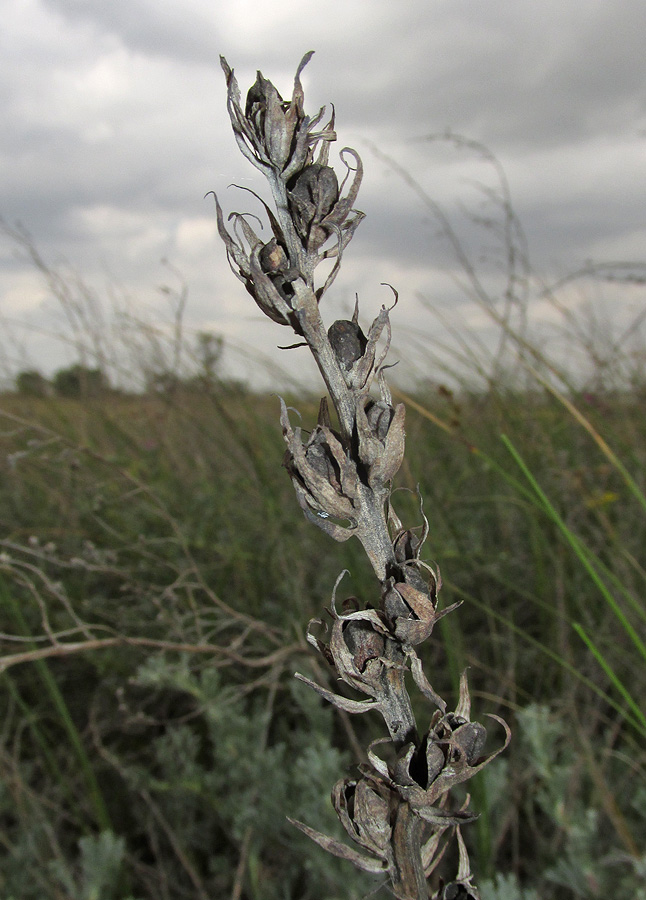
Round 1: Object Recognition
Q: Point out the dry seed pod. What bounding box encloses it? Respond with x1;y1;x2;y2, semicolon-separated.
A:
328;318;368;371
334;776;392;859
382;567;451;646
259;237;289;274
280;398;359;530
289;163;340;248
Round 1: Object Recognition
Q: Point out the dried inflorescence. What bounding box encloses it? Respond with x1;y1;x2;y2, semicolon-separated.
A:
215;52;508;900
216;52;364;323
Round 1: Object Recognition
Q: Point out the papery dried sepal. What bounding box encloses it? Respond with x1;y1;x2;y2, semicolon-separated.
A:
435;828;481;900
408;647;447;713
455;669;472;721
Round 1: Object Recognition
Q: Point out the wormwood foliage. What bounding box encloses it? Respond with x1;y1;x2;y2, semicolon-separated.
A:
214;52;509;899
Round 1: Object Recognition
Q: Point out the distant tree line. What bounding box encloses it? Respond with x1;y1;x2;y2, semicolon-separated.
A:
16;365;108;399
13;335;244;398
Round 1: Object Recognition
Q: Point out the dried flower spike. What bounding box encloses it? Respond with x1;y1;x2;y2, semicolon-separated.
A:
215;53;508;900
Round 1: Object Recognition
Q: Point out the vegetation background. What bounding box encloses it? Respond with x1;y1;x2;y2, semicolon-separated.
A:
1;149;645;899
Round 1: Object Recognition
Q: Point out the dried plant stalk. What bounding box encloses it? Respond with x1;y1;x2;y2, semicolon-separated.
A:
214;52;509;900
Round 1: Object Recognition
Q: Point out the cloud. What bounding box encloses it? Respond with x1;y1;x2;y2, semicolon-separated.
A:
2;0;645;388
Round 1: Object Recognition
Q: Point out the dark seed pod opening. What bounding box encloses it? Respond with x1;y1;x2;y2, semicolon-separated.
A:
328;319;367;370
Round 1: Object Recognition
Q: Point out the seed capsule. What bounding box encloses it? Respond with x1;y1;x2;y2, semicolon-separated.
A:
328;319;367;370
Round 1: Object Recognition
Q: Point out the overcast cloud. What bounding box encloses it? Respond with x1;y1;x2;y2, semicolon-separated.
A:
2;0;645;388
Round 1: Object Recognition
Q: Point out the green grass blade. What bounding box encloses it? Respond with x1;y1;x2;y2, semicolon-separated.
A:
572;622;646;731
445;579;646;737
501;434;646;665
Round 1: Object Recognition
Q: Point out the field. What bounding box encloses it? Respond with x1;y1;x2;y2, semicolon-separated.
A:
1;361;645;898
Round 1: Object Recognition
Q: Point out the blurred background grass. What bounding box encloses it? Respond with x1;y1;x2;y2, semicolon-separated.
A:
2;359;645;898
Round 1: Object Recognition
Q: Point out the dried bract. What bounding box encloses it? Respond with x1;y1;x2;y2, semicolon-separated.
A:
433;829;482;900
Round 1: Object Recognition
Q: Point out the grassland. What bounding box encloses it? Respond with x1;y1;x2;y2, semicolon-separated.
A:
1;369;645;899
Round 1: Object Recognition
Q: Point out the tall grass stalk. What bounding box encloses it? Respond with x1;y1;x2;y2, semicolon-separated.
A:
502;434;646;709
571;621;646;732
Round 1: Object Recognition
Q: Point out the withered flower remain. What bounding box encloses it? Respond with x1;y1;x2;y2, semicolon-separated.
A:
365;671;510;823
214;195;299;327
295;575;393;715
221;50;332;177
329;298;393;391
295;572;448;727
289;772;394;875
290;672;509;887
288;772;392;875
287;149;364;257
218;52;365;311
382;557;462;647
280;398;359;540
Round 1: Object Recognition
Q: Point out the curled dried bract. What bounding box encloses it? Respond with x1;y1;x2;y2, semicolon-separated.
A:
433;828;482;900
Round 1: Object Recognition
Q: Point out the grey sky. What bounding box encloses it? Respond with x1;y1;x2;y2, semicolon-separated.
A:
2;0;645;388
